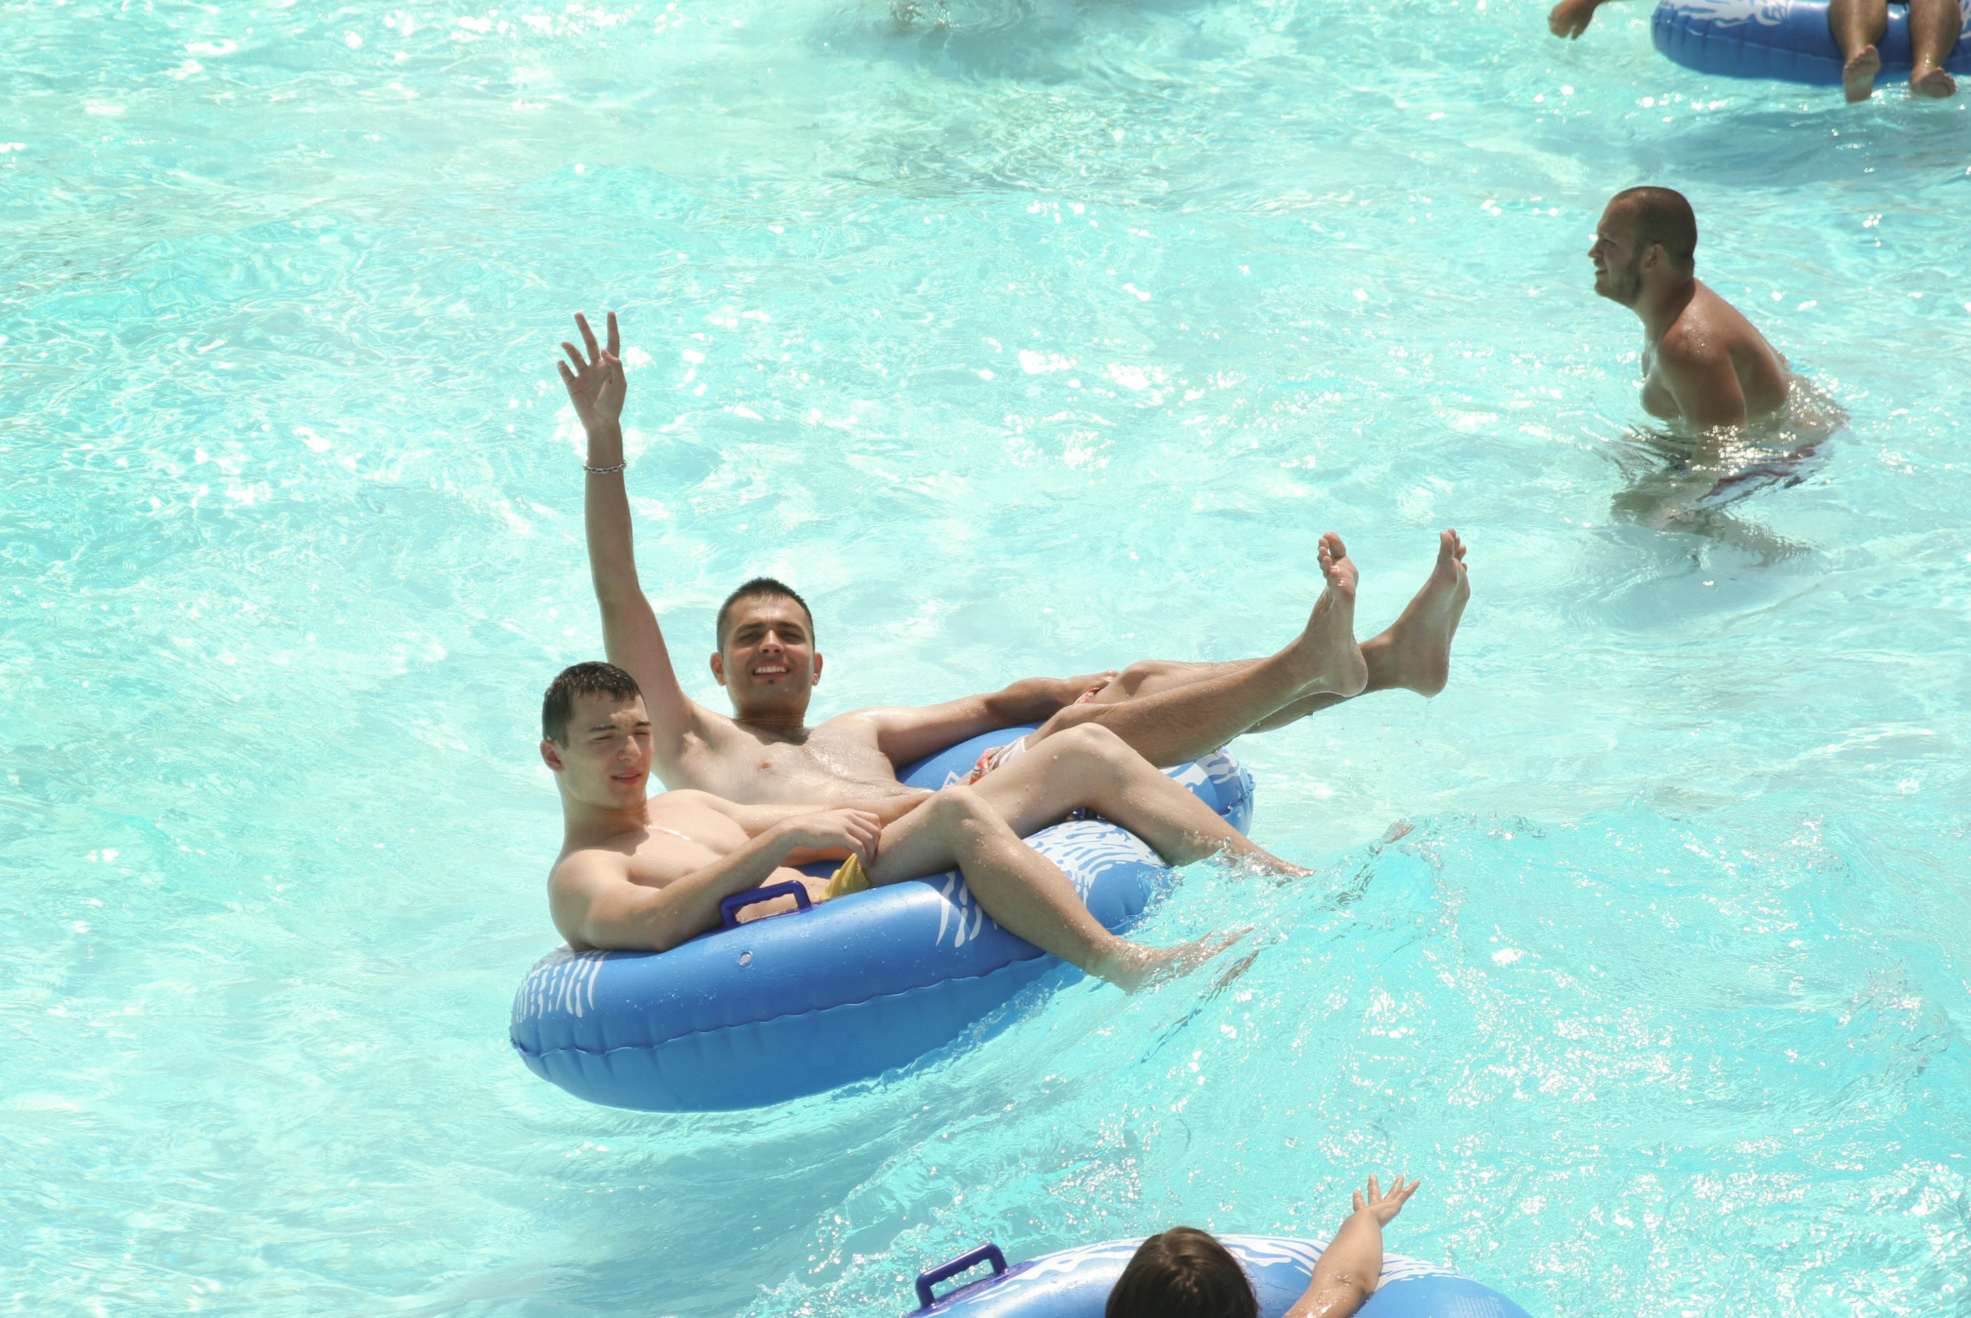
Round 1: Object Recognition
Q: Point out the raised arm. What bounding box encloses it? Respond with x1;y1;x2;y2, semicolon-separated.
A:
859;672;1117;768
550;803;884;952
559;311;706;771
1286;1175;1421;1318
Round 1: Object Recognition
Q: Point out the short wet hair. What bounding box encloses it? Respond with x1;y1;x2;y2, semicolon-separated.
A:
716;576;815;649
1610;186;1697;271
542;661;643;745
1105;1228;1258;1318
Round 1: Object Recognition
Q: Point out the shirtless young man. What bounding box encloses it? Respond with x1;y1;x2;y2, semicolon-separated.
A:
1588;188;1793;439
540;662;1304;989
554;311;1470;811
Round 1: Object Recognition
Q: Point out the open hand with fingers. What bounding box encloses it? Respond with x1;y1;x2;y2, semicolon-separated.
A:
558;311;625;435
1351;1174;1421;1226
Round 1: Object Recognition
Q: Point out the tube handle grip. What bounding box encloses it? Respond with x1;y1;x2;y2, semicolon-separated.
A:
718;881;813;929
913;1243;1007;1310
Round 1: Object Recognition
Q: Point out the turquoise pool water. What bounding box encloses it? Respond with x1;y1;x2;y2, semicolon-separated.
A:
5;0;1969;1314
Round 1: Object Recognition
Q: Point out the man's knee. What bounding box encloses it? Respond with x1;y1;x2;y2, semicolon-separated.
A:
926;785;1016;856
1053;720;1131;763
1116;659;1172;693
927;784;993;826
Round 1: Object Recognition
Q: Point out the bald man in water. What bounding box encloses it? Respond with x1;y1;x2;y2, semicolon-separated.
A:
1587;187;1792;436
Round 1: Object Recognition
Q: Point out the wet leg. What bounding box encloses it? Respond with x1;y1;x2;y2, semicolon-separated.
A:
1909;0;1960;95
1829;0;1889;100
865;787;1219;989
1248;528;1470;731
973;724;1310;876
1029;533;1364;767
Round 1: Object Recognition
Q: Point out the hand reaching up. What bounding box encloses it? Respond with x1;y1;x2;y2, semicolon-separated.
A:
1352;1174;1420;1226
559;311;626;435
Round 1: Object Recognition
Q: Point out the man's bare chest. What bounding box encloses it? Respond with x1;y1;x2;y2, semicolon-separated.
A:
1640;344;1680;420
599;805;745;890
686;724;910;804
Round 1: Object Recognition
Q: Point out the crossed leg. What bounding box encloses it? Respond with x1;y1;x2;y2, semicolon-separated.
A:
1029;530;1470;768
864;724;1302;989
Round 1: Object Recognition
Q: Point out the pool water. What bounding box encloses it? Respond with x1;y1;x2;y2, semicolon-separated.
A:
4;0;1969;1314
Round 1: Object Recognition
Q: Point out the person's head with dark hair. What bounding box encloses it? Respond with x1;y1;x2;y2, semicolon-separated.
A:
1611;186;1697;268
1104;1228;1258;1318
1592;186;1698;306
709;577;823;720
716;577;814;650
539;661;652;811
542;661;643;745
1105;1176;1419;1318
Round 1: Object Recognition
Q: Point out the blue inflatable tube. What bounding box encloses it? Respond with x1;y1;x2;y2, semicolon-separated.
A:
905;1237;1531;1318
1653;0;1970;84
508;729;1254;1112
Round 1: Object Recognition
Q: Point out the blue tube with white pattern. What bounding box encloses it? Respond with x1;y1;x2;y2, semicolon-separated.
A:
508;727;1255;1112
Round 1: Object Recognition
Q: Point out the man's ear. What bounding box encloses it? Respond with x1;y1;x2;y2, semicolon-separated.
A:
540;739;565;772
1643;241;1665;273
709;652;727;686
810;652;823;686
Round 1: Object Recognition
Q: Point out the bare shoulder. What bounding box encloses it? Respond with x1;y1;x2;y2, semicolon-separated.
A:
668;704;763;777
550;844;631;896
677;703;745;752
651;786;722;810
819;706;907;739
1688;280;1769;342
1656;312;1729;369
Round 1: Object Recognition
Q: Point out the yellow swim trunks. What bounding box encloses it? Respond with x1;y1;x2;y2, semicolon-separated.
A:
819;854;869;900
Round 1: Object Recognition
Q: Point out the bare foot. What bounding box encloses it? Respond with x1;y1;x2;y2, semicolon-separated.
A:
1232;844;1314;880
1288;532;1367;698
1843;44;1881;102
1911;65;1957;98
1359;529;1470;698
1096;929;1247;992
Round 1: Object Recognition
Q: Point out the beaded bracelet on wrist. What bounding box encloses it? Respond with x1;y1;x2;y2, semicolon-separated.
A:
583;461;626;476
